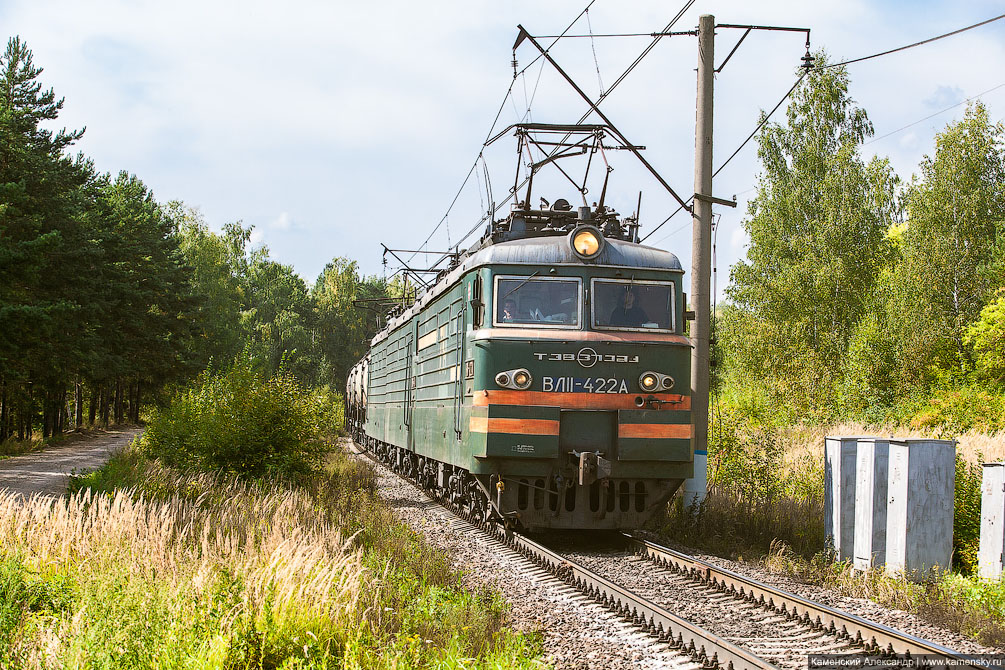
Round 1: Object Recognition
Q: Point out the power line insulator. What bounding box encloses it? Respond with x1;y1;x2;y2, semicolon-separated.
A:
801;49;815;72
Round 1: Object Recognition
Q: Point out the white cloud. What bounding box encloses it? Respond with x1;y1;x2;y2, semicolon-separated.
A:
271;212;293;231
3;0;1003;282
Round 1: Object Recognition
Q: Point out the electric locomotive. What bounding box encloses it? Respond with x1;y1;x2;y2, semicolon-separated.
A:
347;196;693;531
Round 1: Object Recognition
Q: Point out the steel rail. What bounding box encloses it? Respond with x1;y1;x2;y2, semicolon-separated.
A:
347;437;777;670
623;533;984;666
499;529;778;670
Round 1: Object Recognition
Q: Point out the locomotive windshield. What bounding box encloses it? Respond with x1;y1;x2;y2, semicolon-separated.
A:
495;276;581;327
592;279;674;331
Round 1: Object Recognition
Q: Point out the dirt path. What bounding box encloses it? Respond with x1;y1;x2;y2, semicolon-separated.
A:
0;427;143;498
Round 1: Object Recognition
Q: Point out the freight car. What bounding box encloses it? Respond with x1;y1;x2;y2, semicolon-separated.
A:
346;194;693;531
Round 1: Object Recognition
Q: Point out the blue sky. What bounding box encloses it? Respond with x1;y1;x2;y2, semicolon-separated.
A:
4;0;1004;295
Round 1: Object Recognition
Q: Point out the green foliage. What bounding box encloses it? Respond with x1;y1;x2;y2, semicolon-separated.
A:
954;454;983;575
312;259;388;389
168;202;247;371
892;102;1005;383
839;309;898;419
0;556;75;663
727;53;898;415
707;406;784;503
964;289;1005;385
908;384;1005;433
927;572;1005;646
141;356;338;479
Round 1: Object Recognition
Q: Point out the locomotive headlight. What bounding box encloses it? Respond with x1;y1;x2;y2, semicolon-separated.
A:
639;372;659;392
496;368;532;390
569;225;604;259
662;376;674;390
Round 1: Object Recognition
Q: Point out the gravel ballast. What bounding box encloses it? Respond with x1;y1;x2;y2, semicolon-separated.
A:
345;440;700;670
347;439;1002;667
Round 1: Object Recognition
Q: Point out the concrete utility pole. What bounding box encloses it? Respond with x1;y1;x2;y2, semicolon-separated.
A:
690;14;714;472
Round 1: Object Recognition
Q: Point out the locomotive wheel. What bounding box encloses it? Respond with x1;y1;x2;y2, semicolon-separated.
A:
466;487;490;523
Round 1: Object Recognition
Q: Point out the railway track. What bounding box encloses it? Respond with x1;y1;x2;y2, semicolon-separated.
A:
348;438;983;670
623;534;974;660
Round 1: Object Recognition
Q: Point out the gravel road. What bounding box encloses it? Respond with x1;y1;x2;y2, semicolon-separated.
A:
0;427;142;497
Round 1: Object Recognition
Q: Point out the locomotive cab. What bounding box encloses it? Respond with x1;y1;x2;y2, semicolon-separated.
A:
462;206;693;531
351;199;694;532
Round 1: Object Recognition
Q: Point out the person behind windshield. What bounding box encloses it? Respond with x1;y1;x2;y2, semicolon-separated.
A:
500;298;517;323
609;288;648;327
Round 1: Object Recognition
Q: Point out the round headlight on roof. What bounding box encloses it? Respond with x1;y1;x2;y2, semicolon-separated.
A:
569;225;604;260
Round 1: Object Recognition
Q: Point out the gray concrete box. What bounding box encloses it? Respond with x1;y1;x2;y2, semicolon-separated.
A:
824;436;862;561
854;438;890;571
885;439;955;576
979;463;1005;580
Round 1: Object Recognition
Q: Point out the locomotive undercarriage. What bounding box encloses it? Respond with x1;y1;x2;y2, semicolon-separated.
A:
350;421;680;532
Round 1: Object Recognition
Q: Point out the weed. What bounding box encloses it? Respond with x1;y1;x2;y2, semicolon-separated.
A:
141;355;338;480
2;445;545;668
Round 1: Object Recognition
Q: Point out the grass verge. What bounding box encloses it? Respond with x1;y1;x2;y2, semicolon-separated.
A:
764;543;1005;647
0;444;546;669
652;413;1005;648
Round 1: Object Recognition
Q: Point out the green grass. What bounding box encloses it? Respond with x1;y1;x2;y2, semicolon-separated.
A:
2;447;547;669
653;404;1005;648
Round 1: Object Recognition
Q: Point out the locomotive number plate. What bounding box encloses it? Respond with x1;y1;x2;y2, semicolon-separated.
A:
542;376;630;394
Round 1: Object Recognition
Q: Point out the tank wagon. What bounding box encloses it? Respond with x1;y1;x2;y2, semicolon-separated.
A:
347;199;693;531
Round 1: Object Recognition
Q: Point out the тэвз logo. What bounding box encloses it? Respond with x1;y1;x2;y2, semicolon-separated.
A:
576;347;599;368
532;351;641;365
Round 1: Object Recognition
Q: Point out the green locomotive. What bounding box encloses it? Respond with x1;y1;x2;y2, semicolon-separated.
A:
347;197;693;531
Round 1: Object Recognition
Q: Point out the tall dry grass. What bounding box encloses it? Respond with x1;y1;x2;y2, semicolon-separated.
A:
0;450;544;669
0;472;368;668
777;422;1005;464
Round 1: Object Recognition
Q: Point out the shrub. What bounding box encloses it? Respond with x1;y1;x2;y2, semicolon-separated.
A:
909;384;1005;433
658;405;826;558
954;453;982;574
141;356;340;479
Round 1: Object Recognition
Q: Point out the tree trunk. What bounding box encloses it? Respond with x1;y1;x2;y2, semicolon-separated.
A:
0;381;7;442
100;384;110;427
88;383;98;426
42;395;51;439
130;382;141;423
74;380;83;429
114;379;123;425
24;387;33;440
56;388;66;435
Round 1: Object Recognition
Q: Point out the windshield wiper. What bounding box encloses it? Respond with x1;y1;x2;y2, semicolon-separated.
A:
500;270;541;302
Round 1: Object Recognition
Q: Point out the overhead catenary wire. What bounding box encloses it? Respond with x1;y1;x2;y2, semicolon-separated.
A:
646;13;1005;249
642;71;807;245
423;0;700;272
409;0;601;267
461;0;699;244
866;82;1005;145
821;12;1005;69
586;7;605;96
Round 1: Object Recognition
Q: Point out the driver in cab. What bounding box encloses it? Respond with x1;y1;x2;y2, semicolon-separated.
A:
500;298;518;323
609;288;648;327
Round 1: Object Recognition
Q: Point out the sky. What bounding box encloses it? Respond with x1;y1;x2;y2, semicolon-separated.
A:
4;0;1005;296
